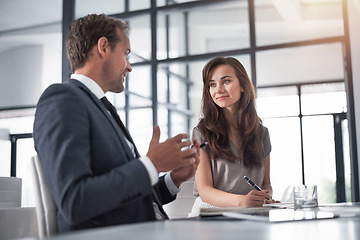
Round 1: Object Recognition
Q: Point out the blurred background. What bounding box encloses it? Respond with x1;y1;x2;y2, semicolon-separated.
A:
0;0;359;215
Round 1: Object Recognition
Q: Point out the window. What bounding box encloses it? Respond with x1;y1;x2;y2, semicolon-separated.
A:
0;0;356;209
255;0;344;46
258;82;348;202
66;0;358;204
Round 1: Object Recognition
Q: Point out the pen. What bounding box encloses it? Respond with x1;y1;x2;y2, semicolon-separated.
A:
200;142;208;148
244;176;270;200
191;141;208;149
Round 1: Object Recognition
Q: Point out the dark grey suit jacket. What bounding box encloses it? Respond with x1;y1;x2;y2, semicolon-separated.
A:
33;79;175;232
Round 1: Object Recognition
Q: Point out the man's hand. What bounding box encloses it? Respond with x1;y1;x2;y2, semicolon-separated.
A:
146;125;197;173
170;138;200;187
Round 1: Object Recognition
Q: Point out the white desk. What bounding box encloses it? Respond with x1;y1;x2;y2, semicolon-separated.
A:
22;214;360;240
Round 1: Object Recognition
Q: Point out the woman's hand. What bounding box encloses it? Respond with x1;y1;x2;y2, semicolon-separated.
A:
264;198;281;204
241;190;273;207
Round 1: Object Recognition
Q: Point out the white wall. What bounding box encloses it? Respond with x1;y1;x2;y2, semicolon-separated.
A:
0;46;43;109
0;22;62;110
348;0;360;196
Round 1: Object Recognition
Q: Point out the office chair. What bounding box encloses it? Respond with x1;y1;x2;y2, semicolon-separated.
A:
30;155;58;238
163;178;196;219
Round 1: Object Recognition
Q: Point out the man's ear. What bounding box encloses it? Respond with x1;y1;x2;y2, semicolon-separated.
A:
97;37;108;57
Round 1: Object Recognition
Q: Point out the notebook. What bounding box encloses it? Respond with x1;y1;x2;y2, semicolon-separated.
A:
199;207;337;222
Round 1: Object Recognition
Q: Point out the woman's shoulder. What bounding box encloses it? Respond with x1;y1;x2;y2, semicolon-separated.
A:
261;125;270;138
260;124;271;156
192;126;204;141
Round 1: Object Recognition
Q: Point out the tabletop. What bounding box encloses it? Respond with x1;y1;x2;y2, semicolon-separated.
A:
31;215;360;240
19;204;360;240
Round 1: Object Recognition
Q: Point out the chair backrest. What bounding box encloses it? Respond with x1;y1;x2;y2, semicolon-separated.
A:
0;176;22;208
163;178;196;219
30;155;58;238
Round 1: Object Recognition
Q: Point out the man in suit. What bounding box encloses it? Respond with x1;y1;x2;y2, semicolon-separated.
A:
33;13;200;233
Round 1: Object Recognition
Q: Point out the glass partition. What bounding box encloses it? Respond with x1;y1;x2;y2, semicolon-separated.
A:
262;117;303;201
171;112;189;136
128;15;152;63
128;66;152;98
302;115;337;203
157;13;187;59
130;0;150;11
128;108;153;156
257;86;299;118
157;1;250;59
255;0;344;46
256;42;344;87
301;82;347;115
75;0;125;18
157;0;197;7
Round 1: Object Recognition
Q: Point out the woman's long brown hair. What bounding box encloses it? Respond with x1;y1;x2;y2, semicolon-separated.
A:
198;56;264;168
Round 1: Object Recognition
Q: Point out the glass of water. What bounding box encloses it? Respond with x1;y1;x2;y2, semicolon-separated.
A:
293;185;318;209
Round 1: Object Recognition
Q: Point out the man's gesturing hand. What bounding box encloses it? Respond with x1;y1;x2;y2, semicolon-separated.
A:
146;125;197;173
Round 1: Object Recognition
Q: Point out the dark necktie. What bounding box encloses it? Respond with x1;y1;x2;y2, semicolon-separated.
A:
101;96;121;123
101;97;130;140
100;96;169;220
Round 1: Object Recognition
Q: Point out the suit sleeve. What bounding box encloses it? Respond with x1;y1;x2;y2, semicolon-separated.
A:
156;175;176;205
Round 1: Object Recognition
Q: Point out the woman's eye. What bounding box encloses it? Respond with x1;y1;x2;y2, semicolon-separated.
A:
209;83;216;88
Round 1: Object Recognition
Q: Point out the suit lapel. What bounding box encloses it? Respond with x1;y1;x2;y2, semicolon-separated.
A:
67;79;138;159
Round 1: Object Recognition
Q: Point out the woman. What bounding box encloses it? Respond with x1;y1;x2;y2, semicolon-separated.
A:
189;57;277;216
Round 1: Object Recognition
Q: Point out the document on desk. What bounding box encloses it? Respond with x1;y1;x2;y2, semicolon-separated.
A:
263;202;294;209
200;207;337;222
200;206;268;217
222;212;269;222
318;202;360;218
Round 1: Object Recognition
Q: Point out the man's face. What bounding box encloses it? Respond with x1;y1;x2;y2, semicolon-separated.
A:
103;28;132;93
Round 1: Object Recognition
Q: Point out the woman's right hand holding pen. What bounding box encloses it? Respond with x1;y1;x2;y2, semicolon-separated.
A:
241;190;274;207
243;175;280;206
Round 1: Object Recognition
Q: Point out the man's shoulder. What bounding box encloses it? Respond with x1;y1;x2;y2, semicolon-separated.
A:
42;80;80;94
39;80;88;101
